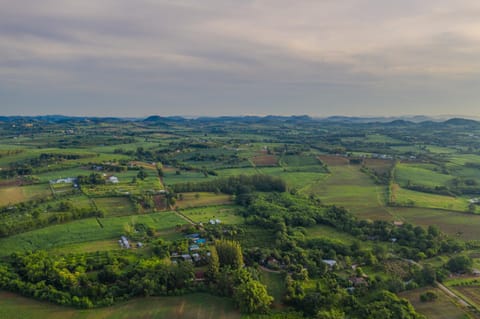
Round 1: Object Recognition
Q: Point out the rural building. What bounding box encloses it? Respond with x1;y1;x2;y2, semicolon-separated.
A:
108;176;119;183
181;254;193;262
50;177;76;184
322;259;337;269
189;244;200;251
119;236;131;249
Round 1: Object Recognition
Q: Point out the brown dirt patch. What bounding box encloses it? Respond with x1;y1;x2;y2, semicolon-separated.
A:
252;155;278;166
318;155;350;166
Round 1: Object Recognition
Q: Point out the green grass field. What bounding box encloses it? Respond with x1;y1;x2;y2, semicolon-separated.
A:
393;186;469;212
175;192;233;209
302;224;358;245
0;211;186;256
306;164;392;220
399;287;469;319
93;197;136;216
180;205;243;224
395;163;452;188
163;170;213;185
260;270;285;307
391;207;480;240
0;291;240;319
34;167;91;183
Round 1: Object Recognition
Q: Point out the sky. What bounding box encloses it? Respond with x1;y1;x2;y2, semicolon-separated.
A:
2;0;480;117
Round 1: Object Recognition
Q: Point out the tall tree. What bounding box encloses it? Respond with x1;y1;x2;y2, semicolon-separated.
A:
215;239;243;269
233;279;273;313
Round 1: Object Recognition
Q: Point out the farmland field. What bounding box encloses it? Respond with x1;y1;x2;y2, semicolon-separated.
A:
392;186;469;212
395;163;452;188
0;211;186;256
449;285;480;310
391;207;480;240
93;196;136;216
180;205;243;224
0;291;240;319
175;192;232;208
4;116;480;318
307;162;392;220
251;154;278;166
0;184;52;206
399;287;469;319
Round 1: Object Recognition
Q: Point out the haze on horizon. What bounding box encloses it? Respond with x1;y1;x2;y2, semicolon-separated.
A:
2;0;480;118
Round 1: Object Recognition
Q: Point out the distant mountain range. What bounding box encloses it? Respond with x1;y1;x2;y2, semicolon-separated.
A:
1;114;480;125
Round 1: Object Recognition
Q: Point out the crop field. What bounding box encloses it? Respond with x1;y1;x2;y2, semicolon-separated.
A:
81;173;163;197
450;166;480;182
175;192;232;209
280;155;322;167
93;197;136;216
163;170;212;185
448;154;480;166
180;205;243;224
447;283;480;311
425;145;459;154
392;186;469;212
395;163;452;187
0;184;52;206
49;239;122;255
399;287;469;319
302;225;359;245
390;207;480;240
0;211;186;256
251;154;278;166
43;194;93;210
216;167;258;177
0;291;240;319
363;158;393;175
342;133;406;144
307;163;392;220
317;155;349;166
0;186;27;206
34;167;90;183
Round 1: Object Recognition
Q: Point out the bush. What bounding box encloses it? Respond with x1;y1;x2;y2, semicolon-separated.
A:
420;291;438;302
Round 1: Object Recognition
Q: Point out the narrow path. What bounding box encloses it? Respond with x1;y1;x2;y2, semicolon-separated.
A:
436;281;469;308
173;210;195;225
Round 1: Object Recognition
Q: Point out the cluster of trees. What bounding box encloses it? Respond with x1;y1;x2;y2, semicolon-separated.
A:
172;174;286;198
241;192;463;261
77;173;106;185
0;250;197;308
284;274;425;319
205;239;273;314
1;153;90;178
0;206;103;237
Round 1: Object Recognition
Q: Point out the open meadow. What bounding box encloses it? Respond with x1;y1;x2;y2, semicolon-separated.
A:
306;159;392;220
0;291;240;319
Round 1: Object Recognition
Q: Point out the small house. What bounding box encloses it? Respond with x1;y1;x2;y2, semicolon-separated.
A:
322;259;337;269
108;176;119;184
189;244;200;251
181;254;193;262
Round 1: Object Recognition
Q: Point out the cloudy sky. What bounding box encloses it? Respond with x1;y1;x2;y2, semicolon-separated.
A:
2;0;480;117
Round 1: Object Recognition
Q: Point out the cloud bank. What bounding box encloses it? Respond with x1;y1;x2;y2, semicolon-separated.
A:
2;0;480;116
